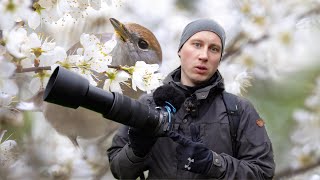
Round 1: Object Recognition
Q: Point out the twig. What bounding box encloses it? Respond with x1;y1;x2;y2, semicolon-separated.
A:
223;4;320;61
107;65;122;70
0;130;7;142
223;34;269;60
274;159;320;179
15;65;124;73
297;5;320;20
15;66;51;73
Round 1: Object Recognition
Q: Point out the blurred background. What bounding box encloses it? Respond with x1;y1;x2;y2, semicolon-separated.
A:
0;0;320;179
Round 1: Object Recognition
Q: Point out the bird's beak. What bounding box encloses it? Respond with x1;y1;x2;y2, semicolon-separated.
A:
109;18;132;42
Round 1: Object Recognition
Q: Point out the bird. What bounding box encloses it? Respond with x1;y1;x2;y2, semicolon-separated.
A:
18;18;163;146
109;18;162;66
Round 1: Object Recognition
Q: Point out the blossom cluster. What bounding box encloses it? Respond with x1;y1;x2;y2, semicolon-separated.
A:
0;0;163;110
291;76;320;169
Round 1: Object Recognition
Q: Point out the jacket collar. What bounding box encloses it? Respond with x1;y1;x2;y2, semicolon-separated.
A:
163;66;225;100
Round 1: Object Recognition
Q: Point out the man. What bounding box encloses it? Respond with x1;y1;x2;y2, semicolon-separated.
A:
107;18;275;179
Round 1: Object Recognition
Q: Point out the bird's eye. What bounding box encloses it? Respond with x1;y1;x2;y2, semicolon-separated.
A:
138;39;149;50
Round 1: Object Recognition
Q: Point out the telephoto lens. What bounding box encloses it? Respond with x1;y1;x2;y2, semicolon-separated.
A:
43;66;185;136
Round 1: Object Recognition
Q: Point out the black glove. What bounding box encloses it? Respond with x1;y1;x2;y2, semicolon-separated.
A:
128;127;157;157
167;124;213;174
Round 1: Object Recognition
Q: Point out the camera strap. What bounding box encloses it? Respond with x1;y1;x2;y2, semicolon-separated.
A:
221;91;240;158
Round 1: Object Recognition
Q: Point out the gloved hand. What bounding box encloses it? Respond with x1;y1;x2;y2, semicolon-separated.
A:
167;124;213;174
128;127;157;157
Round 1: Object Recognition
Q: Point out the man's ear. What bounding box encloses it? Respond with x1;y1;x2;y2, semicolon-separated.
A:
219;52;224;62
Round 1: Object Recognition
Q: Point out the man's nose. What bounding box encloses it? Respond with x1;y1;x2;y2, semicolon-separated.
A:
198;48;208;61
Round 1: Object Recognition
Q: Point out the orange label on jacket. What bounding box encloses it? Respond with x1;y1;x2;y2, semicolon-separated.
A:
256;119;265;127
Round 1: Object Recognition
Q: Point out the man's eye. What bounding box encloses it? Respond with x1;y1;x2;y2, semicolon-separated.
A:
193;43;201;47
211;47;220;52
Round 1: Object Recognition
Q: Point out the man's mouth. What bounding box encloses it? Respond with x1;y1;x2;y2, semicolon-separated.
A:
194;65;208;73
196;66;207;70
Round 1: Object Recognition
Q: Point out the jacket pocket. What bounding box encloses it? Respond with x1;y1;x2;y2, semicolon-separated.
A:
201;118;233;155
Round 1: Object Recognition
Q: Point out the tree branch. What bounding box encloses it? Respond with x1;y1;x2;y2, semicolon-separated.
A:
274;158;320;179
15;66;52;73
223;34;269;60
297;5;320;20
15;65;126;73
223;4;320;61
107;65;122;70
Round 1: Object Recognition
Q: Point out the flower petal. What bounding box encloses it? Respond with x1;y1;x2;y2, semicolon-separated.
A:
28;11;40;30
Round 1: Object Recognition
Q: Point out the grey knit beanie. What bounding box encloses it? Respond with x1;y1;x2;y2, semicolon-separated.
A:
178;18;226;54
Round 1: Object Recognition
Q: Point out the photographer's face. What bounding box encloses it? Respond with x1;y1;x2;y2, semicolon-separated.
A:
178;31;222;87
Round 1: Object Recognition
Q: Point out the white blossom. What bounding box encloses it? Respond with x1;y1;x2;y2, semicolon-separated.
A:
219;63;252;96
103;69;130;93
36;0;61;24
290;75;320;169
28;11;41;30
8;32;64;93
0;57;18;96
4;27;29;58
0;93;13;107
89;0;102;10
0;130;18;168
63;54;98;86
79;33;114;73
132;61;164;93
0;0;32;31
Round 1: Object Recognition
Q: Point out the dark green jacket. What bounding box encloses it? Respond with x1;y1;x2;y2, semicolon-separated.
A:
107;68;275;179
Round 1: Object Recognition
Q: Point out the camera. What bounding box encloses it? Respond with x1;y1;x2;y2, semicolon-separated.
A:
43;66;183;136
